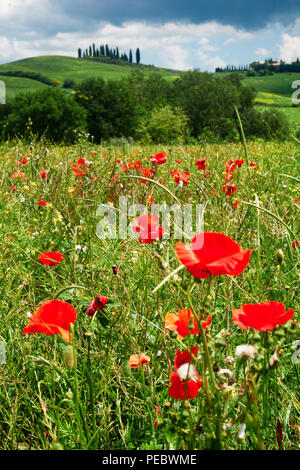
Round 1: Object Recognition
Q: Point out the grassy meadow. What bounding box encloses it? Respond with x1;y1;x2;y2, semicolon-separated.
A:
0;137;299;450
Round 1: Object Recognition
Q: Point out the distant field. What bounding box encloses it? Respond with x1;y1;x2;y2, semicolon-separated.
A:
244;73;300;97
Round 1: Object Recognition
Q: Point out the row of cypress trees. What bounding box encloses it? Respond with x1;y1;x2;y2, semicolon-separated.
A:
78;44;141;64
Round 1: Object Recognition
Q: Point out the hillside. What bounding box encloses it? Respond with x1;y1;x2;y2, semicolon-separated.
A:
0;55;181;98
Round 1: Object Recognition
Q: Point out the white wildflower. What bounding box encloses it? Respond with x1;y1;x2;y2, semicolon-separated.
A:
235;344;257;359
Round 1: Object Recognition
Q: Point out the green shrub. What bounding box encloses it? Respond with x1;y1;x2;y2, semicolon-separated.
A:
63;78;76;89
241;108;290;140
4;88;86;143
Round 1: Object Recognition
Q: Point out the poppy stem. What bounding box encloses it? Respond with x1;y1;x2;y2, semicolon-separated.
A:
234;105;251;178
53;284;89;299
186;294;217;394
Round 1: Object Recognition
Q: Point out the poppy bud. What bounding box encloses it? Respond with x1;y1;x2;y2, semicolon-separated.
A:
86;295;108;316
188;316;195;330
204;295;213;307
275;249;285;265
112;265;118;275
169;330;178;339
22;342;31;356
121;360;131;377
52;442;64;450
62;345;74;369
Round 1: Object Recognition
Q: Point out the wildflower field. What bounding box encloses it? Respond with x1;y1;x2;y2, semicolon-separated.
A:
0;138;299;451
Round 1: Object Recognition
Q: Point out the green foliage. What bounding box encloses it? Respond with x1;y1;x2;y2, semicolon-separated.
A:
172;70;244;140
74;77;140;143
63;78;76;89
136;105;189;144
242;108;290;140
4;88;86;143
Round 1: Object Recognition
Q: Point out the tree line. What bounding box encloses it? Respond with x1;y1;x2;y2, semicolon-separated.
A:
78;44;141;64
216;58;300;74
0;70;291;144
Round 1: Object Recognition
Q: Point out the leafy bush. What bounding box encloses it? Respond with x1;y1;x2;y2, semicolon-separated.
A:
4;88;86;143
241;108;290;140
136;105;189;144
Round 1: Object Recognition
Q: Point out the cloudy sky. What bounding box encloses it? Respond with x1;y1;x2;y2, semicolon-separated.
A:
0;0;300;70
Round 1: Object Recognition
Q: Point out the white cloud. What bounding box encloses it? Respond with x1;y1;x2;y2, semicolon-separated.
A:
0;20;257;70
279;33;300;62
256;47;272;56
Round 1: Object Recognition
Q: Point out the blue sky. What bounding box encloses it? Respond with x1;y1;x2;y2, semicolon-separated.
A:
0;0;300;70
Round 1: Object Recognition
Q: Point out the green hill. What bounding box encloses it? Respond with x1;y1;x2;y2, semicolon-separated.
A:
0;55;181;98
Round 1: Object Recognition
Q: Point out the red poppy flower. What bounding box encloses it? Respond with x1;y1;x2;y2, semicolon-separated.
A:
121;161;141;171
223;184;237;196
195;158;207;170
168;347;202;400
77;158;87;165
165;309;211;340
171;169;190;186
86;295;108;316
37;200;47;206
139;226;164;243
292;240;299;248
22;299;77;342
38;252;63;266
132;214;164;243
151;152;167;165
40;169;48;180
175;232;251;279
232;301;294;331
72;164;87;178
132;214;159;234
12;171;26;180
140;167;152;183
128;353;150;368
21;156;28;165
235;159;244;168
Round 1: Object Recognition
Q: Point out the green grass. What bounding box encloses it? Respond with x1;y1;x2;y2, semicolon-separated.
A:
0;75;48;98
0;138;299;450
244;73;300;97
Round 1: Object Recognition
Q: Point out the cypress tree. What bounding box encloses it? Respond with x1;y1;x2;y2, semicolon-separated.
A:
129;49;133;63
78;48;82;58
136;48;140;64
